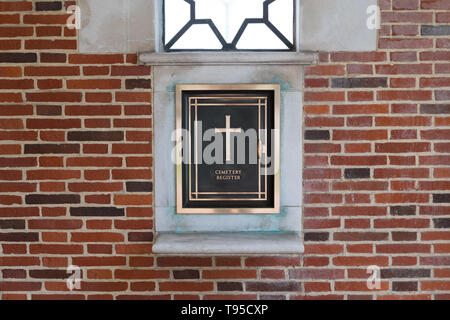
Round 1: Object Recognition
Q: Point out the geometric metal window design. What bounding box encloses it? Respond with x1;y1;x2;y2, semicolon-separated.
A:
164;0;294;51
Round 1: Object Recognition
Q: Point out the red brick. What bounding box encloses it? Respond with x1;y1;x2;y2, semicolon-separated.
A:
421;232;450;241
27;170;80;180
304;92;345;102
346;116;372;127
333;181;387;191
159;282;214;292
71;232;124;242
375;116;431;126
347;64;373;75
391;180;416;191
83;66;109;76
37;79;62;90
27;118;80;129
392;25;418;36
30;244;83;254
391;52;417;62
375;193;429;203
114;194;152;205
304;194;342;204
390;78;416;88
375;142;430;153
374;218;429;229
0;14;20;24
203;269;257;279
0;39;21;50
66;105;121;116
86;220;112;230
25;39;76;50
115;244;152;254
335;281;389;291
393;0;419;10
333;104;389;114
26;92;81;102
332;206;387;216
421;0;450;9
157;257;212;267
66;157;122;167
345;219;371;229
381;12;433;23
347;91;373;101
304;181;329;192
304;143;341;153
345;143;371;153
85;92;112;103
377;243;430;253
67;79;121;89
305;65;345;76
330;52;386;62
305;78;329;88
333;130;387;141
304;218;340;229
111;66;151;76
333;256;389;266
331;156;386;166
68;182;123;192
25;66;79;76
420;77;450;88
305;282;331;292
421;129;450;140
0;92;22;102
304;169;341;179
36;26;61;37
437;39;450;49
69;54;124;64
0;1;32;11
0;66;21;77
0;119;23;129
114;219;152;230
304;244;343;255
379;38;433;49
0;144;21;154
436;12;450;23
215;257;241;267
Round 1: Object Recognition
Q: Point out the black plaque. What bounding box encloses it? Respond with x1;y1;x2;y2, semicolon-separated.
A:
176;85;280;214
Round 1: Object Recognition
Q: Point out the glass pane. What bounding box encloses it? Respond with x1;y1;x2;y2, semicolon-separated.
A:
236;23;288;50
269;0;294;43
164;0;191;43
195;0;265;43
164;0;294;50
171;24;223;50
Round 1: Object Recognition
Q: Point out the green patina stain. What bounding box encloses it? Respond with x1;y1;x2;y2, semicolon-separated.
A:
265;76;292;91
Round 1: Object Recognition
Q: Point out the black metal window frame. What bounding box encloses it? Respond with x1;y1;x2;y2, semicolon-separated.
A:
163;0;295;52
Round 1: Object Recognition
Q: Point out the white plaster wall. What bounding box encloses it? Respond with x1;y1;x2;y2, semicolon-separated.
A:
299;0;378;51
77;0;376;53
79;0;155;53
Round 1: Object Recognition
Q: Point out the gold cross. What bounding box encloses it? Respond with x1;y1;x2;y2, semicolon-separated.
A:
215;115;241;162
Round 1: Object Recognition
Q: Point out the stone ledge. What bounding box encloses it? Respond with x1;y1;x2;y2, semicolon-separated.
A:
152;232;304;254
138;52;318;66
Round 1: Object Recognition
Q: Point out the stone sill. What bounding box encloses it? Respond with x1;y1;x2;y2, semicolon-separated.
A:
152;232;304;254
138;52;318;66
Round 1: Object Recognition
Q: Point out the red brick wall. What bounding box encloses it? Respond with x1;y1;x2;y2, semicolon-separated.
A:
0;0;449;300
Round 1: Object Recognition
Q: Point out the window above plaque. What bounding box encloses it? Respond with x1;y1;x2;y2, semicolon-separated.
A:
163;0;295;51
